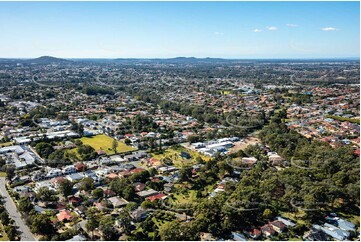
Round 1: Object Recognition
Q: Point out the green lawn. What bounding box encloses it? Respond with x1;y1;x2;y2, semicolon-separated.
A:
0;172;6;178
79;134;136;155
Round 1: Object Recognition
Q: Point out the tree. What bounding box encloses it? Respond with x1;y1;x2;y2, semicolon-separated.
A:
0;211;10;225
112;139;118;154
85;208;99;239
36;187;58;202
35;142;54;159
123;185;136;201
110;178;128;196
31;214;55;235
179;166;193;182
159;220;200;241
5;166;15;181
18;197;33;213
4;225;18;241
79;177;94;192
71;122;84;135
188;135;199;144
0;157;5;170
124;138;131;146
118;210;133;235
77;145;97;160
92;188;104;199
126;202;138;212
263;208;273;220
59;180;73;197
148;167;157;177
99;216;117;240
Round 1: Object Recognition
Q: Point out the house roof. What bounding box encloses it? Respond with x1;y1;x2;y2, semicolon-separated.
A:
107;173;119;179
271;220;286;229
108;196;129;207
147;193;166;202
103;189;116;197
57;210;73;222
134;182;146;192
137;189;158;198
261;224;275;234
131;167;145;173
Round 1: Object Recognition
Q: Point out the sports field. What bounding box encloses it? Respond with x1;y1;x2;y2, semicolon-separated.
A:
79;134;136;155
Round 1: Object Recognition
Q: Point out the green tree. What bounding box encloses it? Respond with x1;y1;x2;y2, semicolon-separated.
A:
59;180;73;197
124;138;131;146
31;214;55;235
5;165;15;181
92;188;104;199
112;139;118;154
85;208;99;239
179;166;193;182
0;211;10;225
4;225;18;241
36;187;58;202
123;185;136;201
79;177;95;192
18;197;34;213
99;216;117;240
263;208;273;220
35;142;54;159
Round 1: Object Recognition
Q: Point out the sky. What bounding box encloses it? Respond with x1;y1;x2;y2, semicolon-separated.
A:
0;1;359;59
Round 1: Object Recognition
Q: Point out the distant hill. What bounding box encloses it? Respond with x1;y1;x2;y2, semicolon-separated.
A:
28;56;72;64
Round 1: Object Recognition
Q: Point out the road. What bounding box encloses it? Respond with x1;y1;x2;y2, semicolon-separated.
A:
0;178;36;241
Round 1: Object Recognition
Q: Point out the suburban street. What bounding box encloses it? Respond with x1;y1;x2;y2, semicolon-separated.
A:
0;177;36;241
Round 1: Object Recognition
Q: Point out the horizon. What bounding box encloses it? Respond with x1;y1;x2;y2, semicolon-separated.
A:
0;1;359;59
1;55;360;60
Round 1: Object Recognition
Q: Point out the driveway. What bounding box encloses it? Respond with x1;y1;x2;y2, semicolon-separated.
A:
0;177;36;241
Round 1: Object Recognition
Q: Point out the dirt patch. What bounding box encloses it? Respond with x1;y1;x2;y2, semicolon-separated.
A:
228;136;260;153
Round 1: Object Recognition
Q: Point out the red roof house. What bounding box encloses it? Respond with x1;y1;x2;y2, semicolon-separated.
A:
57;210;73;222
147;193;166;202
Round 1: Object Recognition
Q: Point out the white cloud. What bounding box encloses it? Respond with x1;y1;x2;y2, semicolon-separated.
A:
253;29;262;33
321;27;339;31
214;32;224;35
266;26;278;31
286;24;298;28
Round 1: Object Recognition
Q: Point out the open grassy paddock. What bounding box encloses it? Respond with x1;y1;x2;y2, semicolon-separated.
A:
79;134;136;155
151;145;210;168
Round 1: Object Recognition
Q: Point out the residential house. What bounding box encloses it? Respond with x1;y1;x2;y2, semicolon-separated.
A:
108;196;129;208
57;210;73;222
131;207;148;222
270;220;286;233
137;189;159;199
147;193;166;202
261;224;276;237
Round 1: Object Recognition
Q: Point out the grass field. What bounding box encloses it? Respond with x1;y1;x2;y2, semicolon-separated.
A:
79;134;136;155
151;145;210;168
0;142;12;148
0;172;6;178
220;90;232;95
169;190;198;205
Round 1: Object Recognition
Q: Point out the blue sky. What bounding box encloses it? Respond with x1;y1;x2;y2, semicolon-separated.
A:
0;1;359;58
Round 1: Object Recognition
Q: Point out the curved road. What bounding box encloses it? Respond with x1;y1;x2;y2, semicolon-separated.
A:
0;178;36;241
